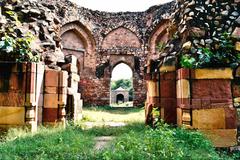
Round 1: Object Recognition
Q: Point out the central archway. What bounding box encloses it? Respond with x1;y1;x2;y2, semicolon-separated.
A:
110;63;133;107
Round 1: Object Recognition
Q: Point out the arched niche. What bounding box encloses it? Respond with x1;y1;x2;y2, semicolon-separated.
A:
102;27;141;49
148;20;170;58
61;21;96;74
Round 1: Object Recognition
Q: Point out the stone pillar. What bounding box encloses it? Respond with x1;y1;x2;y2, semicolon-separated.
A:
159;65;176;124
177;68;237;147
62;55;83;122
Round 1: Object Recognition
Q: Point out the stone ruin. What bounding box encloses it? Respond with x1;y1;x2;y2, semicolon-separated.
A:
0;0;240;147
145;0;240;147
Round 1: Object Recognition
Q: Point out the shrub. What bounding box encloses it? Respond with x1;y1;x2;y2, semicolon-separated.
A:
180;32;240;69
0;34;40;62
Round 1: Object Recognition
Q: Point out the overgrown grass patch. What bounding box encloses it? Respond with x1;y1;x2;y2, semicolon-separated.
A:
98;123;237;160
0;106;239;160
0;126;95;160
82;106;145;123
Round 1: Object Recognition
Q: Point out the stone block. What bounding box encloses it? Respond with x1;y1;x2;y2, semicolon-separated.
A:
176;79;190;98
43;108;58;122
192;108;225;129
0;107;25;125
191;68;233;79
44;94;58;108
161;98;177;124
59;71;68;87
236;42;240;51
45;70;59;87
147;81;159;97
160;80;176;98
200;129;237;147
44;87;58;94
192;80;232;99
225;108;237;129
0;92;25;106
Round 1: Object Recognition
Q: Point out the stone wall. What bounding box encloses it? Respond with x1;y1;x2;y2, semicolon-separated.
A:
46;0;175;106
145;0;240;147
0;0;175;106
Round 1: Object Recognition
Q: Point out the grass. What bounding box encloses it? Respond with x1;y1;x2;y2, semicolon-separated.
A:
0;106;239;160
111;101;133;107
82;106;145;123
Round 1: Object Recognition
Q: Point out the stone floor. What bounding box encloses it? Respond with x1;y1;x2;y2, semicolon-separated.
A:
94;136;115;150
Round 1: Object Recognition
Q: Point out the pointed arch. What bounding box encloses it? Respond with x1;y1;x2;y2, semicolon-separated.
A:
102;26;141;49
60;21;96;74
148;20;170;57
61;21;96;54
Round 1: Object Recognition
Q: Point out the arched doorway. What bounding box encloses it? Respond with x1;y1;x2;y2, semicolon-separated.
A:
116;94;124;104
110;63;133;107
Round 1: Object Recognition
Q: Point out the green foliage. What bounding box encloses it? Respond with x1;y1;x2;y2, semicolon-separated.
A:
0;8;39;62
0;34;40;62
0;108;237;160
156;42;166;52
180;54;196;68
180;32;240;69
111;79;132;90
99;122;223;160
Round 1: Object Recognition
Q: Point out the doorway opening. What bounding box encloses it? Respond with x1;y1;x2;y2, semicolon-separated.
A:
110;63;133;107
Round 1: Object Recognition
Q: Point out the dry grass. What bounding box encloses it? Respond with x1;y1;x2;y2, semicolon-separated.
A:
82;106;145;123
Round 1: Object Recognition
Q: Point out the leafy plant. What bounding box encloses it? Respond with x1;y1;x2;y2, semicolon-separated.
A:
0;34;40;62
180;54;196;68
180;32;240;68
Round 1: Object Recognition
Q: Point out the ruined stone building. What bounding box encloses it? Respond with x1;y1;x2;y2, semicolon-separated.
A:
111;87;129;104
0;0;240;147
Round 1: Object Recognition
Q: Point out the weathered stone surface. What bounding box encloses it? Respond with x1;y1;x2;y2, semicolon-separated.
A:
147;81;159;97
177;79;190;98
200;129;237;147
192;80;232;99
192;108;226;129
0;107;25;125
43;108;58;123
191;68;233;79
43;94;58;108
45;70;59;87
